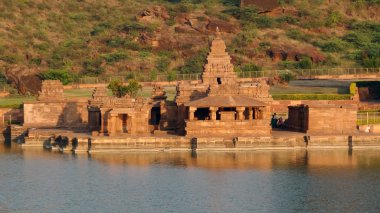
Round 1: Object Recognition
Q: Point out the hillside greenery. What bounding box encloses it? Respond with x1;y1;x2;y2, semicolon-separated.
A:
0;0;379;85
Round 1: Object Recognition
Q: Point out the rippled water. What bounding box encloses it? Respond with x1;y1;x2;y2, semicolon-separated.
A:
1;143;380;213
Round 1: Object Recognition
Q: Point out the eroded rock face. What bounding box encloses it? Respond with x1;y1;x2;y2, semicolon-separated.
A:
136;6;169;23
5;65;42;95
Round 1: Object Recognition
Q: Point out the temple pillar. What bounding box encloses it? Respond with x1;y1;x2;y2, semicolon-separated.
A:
189;107;196;121
129;115;136;134
248;108;253;120
209;107;218;120
236;107;245;120
108;114;118;136
99;110;106;134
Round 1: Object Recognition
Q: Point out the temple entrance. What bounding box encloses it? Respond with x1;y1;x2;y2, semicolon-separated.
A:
217;77;222;85
122;114;128;133
195;108;210;120
150;107;161;125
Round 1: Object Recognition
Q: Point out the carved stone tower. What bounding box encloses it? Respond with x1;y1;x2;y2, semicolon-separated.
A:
201;27;238;86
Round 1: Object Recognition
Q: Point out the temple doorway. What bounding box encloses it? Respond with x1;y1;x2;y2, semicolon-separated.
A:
195;108;210;120
150;107;161;125
122;114;128;133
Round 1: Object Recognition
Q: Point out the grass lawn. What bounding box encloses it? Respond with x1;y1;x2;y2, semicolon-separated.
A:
64;88;94;98
0;96;36;108
270;80;350;95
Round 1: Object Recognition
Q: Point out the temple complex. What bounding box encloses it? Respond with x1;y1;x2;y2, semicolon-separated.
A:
83;28;273;137
20;29;370;152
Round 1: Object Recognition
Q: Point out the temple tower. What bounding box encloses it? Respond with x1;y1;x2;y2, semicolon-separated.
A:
201;27;238;86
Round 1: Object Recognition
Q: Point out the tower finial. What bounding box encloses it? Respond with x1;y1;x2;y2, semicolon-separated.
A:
215;26;221;37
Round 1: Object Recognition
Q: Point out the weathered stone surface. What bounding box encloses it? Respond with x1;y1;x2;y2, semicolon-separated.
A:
37;80;64;101
287;104;358;135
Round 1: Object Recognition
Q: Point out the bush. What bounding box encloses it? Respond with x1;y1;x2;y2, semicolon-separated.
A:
325;11;342;27
296;58;313;69
272;94;351;100
82;59;104;76
342;32;371;48
107;79;142;98
102;52;130;64
180;49;208;74
255;16;276;28
276;16;299;25
241;63;262;72
286;29;310;42
313;38;349;52
279;71;295;83
278;61;297;69
167;71;176;82
156;57;170;72
350;83;357;96
356;47;380;67
39;69;73;85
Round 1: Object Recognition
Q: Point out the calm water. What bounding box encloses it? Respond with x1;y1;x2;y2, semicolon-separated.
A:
1;144;380;213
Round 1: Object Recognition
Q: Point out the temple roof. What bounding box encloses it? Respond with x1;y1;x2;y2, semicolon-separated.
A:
185;95;267;107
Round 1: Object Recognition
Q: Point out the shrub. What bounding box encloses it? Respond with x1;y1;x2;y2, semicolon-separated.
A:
180;49;208;74
279;71;295;83
125;79;142;97
286;29;310;42
255;16;276;28
296;58;313;69
278;61;297;69
107;79;141;98
39;69;73;85
102;52;130;64
314;38;348;52
342;32;371;48
105;37;125;48
241;63;262;72
350;83;357;96
356;47;380;67
82;59;104;76
150;70;158;81
156;57;171;72
325;11;342;27
107;79;126;98
276;16;299;25
167;71;176;82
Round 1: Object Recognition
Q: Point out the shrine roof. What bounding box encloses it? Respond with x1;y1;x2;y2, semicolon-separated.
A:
185;95;267;107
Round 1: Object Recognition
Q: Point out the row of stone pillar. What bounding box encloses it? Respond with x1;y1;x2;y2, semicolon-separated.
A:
188;107;265;121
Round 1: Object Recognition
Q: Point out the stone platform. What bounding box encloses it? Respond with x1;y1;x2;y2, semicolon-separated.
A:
21;128;380;153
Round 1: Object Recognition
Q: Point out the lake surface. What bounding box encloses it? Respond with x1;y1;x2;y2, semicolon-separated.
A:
1;144;380;213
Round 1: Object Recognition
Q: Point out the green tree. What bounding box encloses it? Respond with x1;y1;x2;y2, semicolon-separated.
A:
125;79;142;97
39;69;73;85
107;79;142;98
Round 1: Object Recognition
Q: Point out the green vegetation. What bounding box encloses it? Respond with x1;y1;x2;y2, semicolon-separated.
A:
0;96;35;108
39;69;75;85
0;0;379;91
107;79;142;98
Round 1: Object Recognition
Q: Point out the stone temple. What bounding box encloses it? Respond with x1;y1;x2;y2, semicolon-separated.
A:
23;29;359;144
84;28;273;137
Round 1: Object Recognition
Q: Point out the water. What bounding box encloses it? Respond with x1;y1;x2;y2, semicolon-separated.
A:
1;144;380;213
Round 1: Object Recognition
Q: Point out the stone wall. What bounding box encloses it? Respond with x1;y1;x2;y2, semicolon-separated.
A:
23;99;88;128
287;104;357;134
271;100;357;113
186;120;271;137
